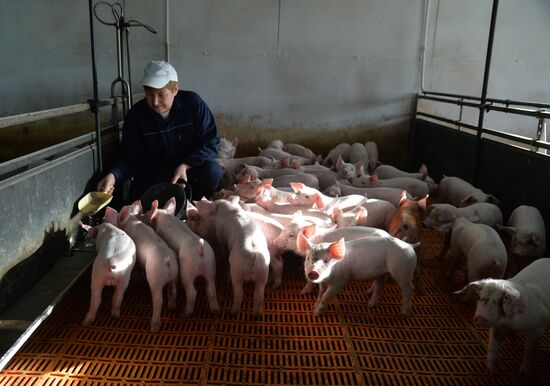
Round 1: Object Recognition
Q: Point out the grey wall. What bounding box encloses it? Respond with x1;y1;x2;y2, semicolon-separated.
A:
1;0;426;166
2;1;550;160
419;0;550;138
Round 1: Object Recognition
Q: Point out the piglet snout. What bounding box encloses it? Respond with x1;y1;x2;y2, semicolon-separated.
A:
473;314;489;326
307;271;319;281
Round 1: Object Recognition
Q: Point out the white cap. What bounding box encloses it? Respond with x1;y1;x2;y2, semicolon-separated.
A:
140;60;178;89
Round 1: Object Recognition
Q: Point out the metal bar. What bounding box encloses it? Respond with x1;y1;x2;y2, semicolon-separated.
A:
481;127;550;150
0;125;117;178
422;91;550;110
485;104;550;119
419;94;550;119
416;112;479;132
421;90;482;102
474;0;499;184
89;0;103;174
0;133;94;178
485;97;550;109
418;95;480;109
0;101;110;129
416;114;550;151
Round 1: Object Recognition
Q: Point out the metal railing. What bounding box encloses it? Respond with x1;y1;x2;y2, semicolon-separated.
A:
416;92;550;153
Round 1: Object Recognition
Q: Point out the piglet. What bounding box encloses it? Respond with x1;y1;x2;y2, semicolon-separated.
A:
298;233;417;316
80;209;136;326
115;203;179;332
349;142;369;165
454;258;550;376
323;143;351;166
283;143;316;161
423;202;503;259
331;199;396;230
438;176;499;207
448;218;507;289
218;137;238;159
194;197;271;316
497;205;546;276
388;192;427;292
364;141;379;173
145;197;220;316
351;169;429;199
336;155;362;179
374;164;438;195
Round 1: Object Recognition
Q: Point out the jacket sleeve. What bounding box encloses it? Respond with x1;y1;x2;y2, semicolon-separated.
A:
182;94;220;167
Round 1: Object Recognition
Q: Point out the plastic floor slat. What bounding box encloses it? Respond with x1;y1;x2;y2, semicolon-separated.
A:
1;227;550;385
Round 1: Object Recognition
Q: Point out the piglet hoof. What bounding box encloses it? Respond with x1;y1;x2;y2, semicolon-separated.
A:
210;306;221;315
271;281;282;290
367;299;378;308
300;282;314;295
150;322;160;333
82;315;94;326
313;304;327;317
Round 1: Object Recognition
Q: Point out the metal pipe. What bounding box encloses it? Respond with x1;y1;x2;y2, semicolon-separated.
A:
165;0;170;61
473;0;498;183
423;90;550;110
0;100;111;129
88;0;103;174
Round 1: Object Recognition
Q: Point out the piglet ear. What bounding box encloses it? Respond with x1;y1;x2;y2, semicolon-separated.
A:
164;197;177;215
290;182;304;193
302;224;316;239
356;207;368;225
328;238;346;260
296;232;312;253
104;206;119;226
502;287;525;317
453;280;483;300
531;232;544;246
314;193;324;208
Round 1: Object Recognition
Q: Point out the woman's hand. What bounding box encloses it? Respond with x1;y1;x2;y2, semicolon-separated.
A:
172;163;191;184
97;173;116;194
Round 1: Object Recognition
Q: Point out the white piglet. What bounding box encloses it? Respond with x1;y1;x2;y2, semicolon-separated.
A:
497;205;546;276
438;176;499;207
115;203;179;332
448;218;507;289
297;233;417;317
145;197;220;316
195;197;271;316
80;209;136;326
454;258;550;376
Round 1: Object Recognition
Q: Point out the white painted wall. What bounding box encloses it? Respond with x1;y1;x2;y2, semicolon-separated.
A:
419;0;550;140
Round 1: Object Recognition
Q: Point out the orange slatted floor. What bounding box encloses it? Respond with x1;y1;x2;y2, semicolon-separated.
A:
1;228;549;386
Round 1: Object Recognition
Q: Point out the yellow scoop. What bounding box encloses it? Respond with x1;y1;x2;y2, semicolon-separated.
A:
78;191;113;216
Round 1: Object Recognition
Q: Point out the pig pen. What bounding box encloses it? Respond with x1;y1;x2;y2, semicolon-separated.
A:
1;217;550;385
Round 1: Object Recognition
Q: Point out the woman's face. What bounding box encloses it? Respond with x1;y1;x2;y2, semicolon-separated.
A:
144;85;178;113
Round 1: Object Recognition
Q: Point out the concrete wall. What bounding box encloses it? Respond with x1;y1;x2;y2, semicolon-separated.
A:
2;1;549;159
1;0;425;167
